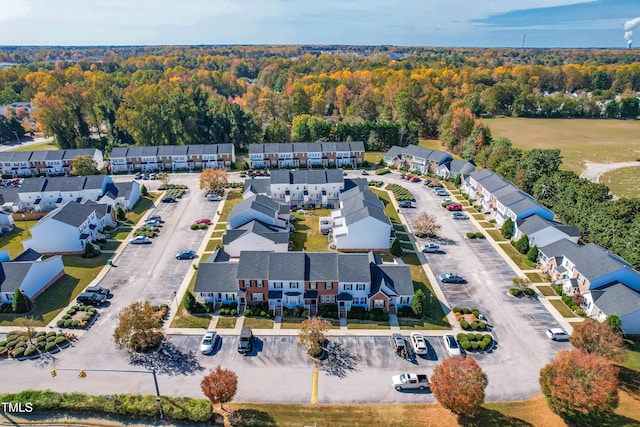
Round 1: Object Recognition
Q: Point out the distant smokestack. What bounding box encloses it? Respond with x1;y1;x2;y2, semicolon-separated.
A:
624;17;640;48
628;40;633;49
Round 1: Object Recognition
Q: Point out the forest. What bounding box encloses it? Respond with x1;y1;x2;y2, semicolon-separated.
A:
1;45;639;268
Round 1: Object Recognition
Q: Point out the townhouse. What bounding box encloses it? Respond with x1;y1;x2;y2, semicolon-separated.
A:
384;145;475;177
109;144;235;173
227;194;290;230
244;169;345;209
248;142;364;169
538;238;640;334
193;250;414;317
222;220;290;257
463;169;554;233
0;249;65;302
0;148;104;177
23;200;116;254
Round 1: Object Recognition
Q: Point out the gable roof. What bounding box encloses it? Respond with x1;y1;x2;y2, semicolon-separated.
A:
230;194;288;225
0;262;32;294
384;145;452;164
193;262;239;293
338;185;390;226
590;282;640;317
45;201;97;227
13;248;42;262
370;264;414;297
517;214;580;237
237;251;272;278
222;220;289;245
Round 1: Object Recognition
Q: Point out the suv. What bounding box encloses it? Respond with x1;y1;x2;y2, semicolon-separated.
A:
238;327;254;355
390;333;408;357
76;292;106;306
85;286;111;296
398;200;412;208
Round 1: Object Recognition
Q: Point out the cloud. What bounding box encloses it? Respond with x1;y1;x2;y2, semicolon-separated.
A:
624;17;640;30
0;0;30;21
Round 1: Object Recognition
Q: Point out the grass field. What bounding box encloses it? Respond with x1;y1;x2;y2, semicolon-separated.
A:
536;285;557;297
290;209;331;252
364;151;385;165
601;166;640;199
0;220;39;259
549;299;578;318
215;316;237;329
347;320;390;330
9;142;59;152
498;243;531;270
370;188;401;223
484;118;640;172
124;193;159;225
217;190;243;223
243;317;274;329
401;253;449;329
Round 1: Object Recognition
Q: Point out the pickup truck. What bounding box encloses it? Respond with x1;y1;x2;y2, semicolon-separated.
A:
391;373;430;391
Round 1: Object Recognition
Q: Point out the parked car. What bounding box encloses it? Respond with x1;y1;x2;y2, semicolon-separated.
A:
421;243;440;253
161;196;176;203
148;215;162;222
443;333;462;356
451;212;469;220
238;327;254;355
143;220;162;227
200;330;218;354
206;194;222;201
404;175;412;180
392;373;430;391
398;200;413;208
546;328;570;341
176;249;197;260
195;218;212;225
435;190;449;196
85;286;111;296
143;173;149;180
390;333;408;357
149;173;157;180
446;203;463;211
134;172;142;179
361;169;369;175
422;179;432;186
442;198;454;205
439;272;465;283
76;292;106;306
399;174;406;179
409;332;428;355
410;176;421;183
130;236;152;245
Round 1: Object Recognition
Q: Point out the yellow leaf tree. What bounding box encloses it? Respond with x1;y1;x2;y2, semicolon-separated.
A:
200;169;228;195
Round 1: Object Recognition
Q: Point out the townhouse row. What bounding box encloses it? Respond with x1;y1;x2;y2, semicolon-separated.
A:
384;145;476;178
194;250;414;317
0;149;104;178
248;142;365;169
109;144;235;172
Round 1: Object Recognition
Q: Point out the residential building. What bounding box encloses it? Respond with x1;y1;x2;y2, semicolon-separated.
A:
109;144;235;173
330;182;393;251
97;181;141;210
227;194;290;230
0;249;65;303
22;200;115;254
222;220;289;257
0;148;104;177
438;158;477;179
514;214;581;248
193;250;414;317
244;169;345;208
248;142;364;169
384;145;474;177
463;169;554;231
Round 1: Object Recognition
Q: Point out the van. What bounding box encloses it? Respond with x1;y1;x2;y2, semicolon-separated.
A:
398;201;412;208
76;292;106;306
238;327;253;355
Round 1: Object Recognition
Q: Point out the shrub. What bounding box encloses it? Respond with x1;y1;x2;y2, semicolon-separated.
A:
15;342;26;349
452;306;462;313
471;308;480;317
457;333;468;342
471;341;479;350
460;320;469;329
45;342;57;352
524;288;536;296
82;315;92;322
462;308;471;314
466;333;476;341
512;234;530;254
470;322;479;330
478;321;486;329
46;336;56;343
478;340;488;351
46;331;56;338
35;331;46;338
63;319;73;327
501;218;514;239
198;223;207;229
13;347;25;358
475;232;485;239
71;320;80;327
243;308;252;317
23;347;37;357
6;340;17;349
62;315;71;320
466;232;477;239
475;333;484;341
56;320;65;327
527;245;539;263
67;308;77;315
509;288;522;297
461;341;472;351
190;223;198;230
230;309;237;316
54;336;67;345
575;308;586;317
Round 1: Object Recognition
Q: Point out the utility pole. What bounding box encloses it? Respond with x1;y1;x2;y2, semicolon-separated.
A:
522;33;526;49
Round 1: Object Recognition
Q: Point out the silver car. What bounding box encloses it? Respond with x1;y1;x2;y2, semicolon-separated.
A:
200;330;218;354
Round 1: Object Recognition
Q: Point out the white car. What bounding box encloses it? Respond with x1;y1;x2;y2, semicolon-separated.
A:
410;332;428;355
546;328;570;341
129;236;151;245
443;333;461;356
206;194;222;201
451;212;469;220
421;243;440;253
200;330;218;354
143;220;162;227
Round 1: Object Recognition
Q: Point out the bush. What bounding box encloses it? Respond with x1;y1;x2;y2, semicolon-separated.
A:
501;218;514;239
54;336;67;345
452;306;462;313
63;319;73;327
190;223;198;230
62;315;71;320
46;331;56;338
67;308;77;315
460;320;469;329
198;223;207;229
457;333;468;342
470;322;479;330
45;342;57;352
23;347;37;357
512;234;530;254
461;341;472;351
509;288;522;297
478;321;486;329
56;320;65;327
71;320;80;327
462;307;471;314
466;232;477;239
35;331;46;338
575;308;586;317
471;308;480;317
527;245;539;263
524;287;536;296
12;347;25;358
475;232;485;239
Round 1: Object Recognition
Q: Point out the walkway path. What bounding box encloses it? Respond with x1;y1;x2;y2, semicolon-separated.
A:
579;160;640;183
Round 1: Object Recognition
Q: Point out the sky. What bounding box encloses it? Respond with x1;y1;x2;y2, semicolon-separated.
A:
1;0;639;48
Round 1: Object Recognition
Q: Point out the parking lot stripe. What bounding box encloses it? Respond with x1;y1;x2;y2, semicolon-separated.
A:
311;369;318;404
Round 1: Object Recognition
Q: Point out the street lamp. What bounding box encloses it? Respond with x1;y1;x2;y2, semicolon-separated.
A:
21;214;29;237
12;131;20;145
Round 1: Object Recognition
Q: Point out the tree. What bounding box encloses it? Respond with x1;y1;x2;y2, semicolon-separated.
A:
409;213;441;238
453;174;462;188
526;245;539;263
71;155;99;176
298;316;331;358
12;289;30;314
140;184;148;196
606;314;624;336
431;356;488;416
411;289;425;317
199;169;228;195
512;234;530;254
113;301;164;352
201;366;238;412
390;238;403;256
115;205;126;222
263;119;290;143
539;350;619;418
569;318;626;363
501;218;514;239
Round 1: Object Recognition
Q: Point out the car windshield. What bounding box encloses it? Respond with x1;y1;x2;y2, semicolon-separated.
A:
447;336;458;348
202;338;212;345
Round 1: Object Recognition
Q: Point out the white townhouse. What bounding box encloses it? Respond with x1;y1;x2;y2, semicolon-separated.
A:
15;175;112;212
109;144;235;173
514;214;581;248
0;148;104;177
0;249;65;302
248;142;364;169
263;169;345;209
227;194;290;230
384;145;458;175
0;151;32;177
97;181;141;210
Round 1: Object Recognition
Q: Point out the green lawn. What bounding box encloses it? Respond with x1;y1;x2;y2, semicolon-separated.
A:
370;188;401;224
216;316;237;328
400;242;414;250
290;209;331;252
214;223;226;230
99;241;121;251
0;220;39;259
399;319;451;330
0;254;110;326
486;229;507;241
397;233;410;242
170;274;212;329
217;190;243;223
549;299;578;318
601;166;640;199
123;193;160;226
498;243;531;270
478;221;494;229
205;240;222;251
210;230;224;238
393;224;406;232
364;151;385;165
471;213;485;220
347;320;390;330
242;317;274;329
484;118;640;173
111;227;133;241
536;285;556;297
401;253;450;329
9;142;59;152
525;272;544;283
199;253;210;263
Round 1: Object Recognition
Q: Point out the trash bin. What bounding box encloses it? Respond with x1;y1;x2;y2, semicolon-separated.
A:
107;259;113;266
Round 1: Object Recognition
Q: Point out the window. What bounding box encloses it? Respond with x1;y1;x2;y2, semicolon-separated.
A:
290;283;299;289
354;297;366;305
400;296;410;305
308;283;317;290
356;284;365;291
257;281;263;288
252;293;264;302
374;299;385;308
321;295;335;303
325;283;333;289
344;284;352;291
273;282;283;289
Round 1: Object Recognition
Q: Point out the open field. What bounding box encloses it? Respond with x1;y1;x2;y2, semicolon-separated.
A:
8;142;59;152
290;208;331;252
484;118;640;172
364;151;385;164
601;166;640;199
0;219;39;259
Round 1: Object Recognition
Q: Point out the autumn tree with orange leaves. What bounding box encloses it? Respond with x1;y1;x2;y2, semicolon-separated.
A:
569;318;626;363
430;356;488;416
199;169;228;196
539;349;619;418
201;366;238;412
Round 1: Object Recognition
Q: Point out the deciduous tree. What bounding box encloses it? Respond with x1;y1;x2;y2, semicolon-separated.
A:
569;318;626;363
606;314;624;335
113;301;164;353
431;356;488;415
411;289;425;317
199;169;228;195
298;316;331;358
539;349;619;418
410;213;441;238
71;155;100;176
201;366;238;412
12;289;30;314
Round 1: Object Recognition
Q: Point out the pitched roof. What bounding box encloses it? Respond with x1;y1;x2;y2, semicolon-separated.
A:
243;178;270;196
237;251;272;278
517;215;581;237
109;147;128;158
46;201;97;227
19;177;48;193
269;252;306;281
193;262;239;293
157;145;188;156
337;253;371;282
63;148;99;160
12;248;42;262
83;175;107;190
114;181;137;200
306;253;339;281
230;194;287;226
41;176;86;192
370;264;414;297
222;220;289;245
590;282;640;317
384;145;451;164
0;262;32;294
337;185;390;226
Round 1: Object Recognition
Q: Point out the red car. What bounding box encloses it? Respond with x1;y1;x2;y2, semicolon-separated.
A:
404;175;412;180
410;176;421;183
446;203;463;211
195;218;212;225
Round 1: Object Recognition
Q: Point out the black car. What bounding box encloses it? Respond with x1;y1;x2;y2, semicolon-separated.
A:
161;196;176;203
238;327;254;355
76;292;106;306
85;286;111;296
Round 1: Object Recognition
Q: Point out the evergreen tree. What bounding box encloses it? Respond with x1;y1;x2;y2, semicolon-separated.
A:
12;289;30;314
